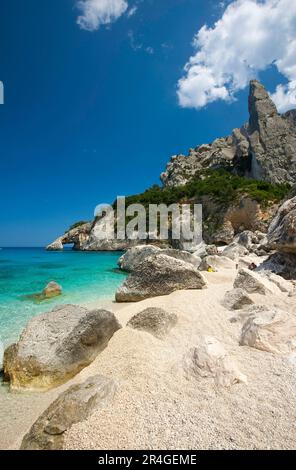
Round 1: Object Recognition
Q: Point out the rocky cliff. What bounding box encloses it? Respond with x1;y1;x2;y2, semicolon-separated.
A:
47;222;92;251
47;80;294;252
46;218;154;252
161;80;296;187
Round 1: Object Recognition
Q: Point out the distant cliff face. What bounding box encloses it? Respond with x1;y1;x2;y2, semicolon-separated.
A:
283;109;296;130
161;80;296;187
46;222;92;251
47;80;294;252
46;217;162;252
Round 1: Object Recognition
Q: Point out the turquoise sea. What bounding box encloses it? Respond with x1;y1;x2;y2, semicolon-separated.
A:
0;248;126;349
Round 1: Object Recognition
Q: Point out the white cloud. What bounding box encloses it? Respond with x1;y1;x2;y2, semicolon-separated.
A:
128;30;154;55
272;80;296;112
77;0;128;31
127;5;138;17
177;0;296;112
128;30;142;51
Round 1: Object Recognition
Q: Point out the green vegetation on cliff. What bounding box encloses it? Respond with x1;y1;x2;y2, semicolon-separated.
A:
124;170;290;208
67;221;89;232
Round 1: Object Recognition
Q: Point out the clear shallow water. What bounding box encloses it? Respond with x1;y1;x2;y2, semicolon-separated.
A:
0;248;126;348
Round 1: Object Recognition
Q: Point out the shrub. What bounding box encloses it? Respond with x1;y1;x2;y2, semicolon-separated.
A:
123;169;290;209
67;221;89;232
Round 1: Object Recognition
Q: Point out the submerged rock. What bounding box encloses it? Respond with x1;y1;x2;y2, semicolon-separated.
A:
21;375;116;450
127;308;178;339
4;305;121;391
25;281;63;303
42;281;62;299
116;253;207;302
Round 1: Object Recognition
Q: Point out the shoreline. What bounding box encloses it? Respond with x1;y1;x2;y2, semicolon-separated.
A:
0;247;127;351
0;292;132;451
1;267;296;450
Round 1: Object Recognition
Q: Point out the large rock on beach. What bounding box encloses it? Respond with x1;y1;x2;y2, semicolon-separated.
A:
256;196;296;279
233;230;258;250
118;245;161;272
240;306;296;354
257;252;296;280
184;336;247;387
116;253;207;302
118;246;201;272
161;248;201;269
259;271;293;293
21;375;116;450
222;288;254;311
233;268;274;295
267;197;296;253
222;242;249;261
127;307;178;339
3;305;121;391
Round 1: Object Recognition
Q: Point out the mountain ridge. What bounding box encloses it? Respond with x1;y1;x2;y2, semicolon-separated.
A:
47;80;295;252
161;80;296;187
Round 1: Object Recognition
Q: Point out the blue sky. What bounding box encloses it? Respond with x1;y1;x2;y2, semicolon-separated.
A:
0;0;295;247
